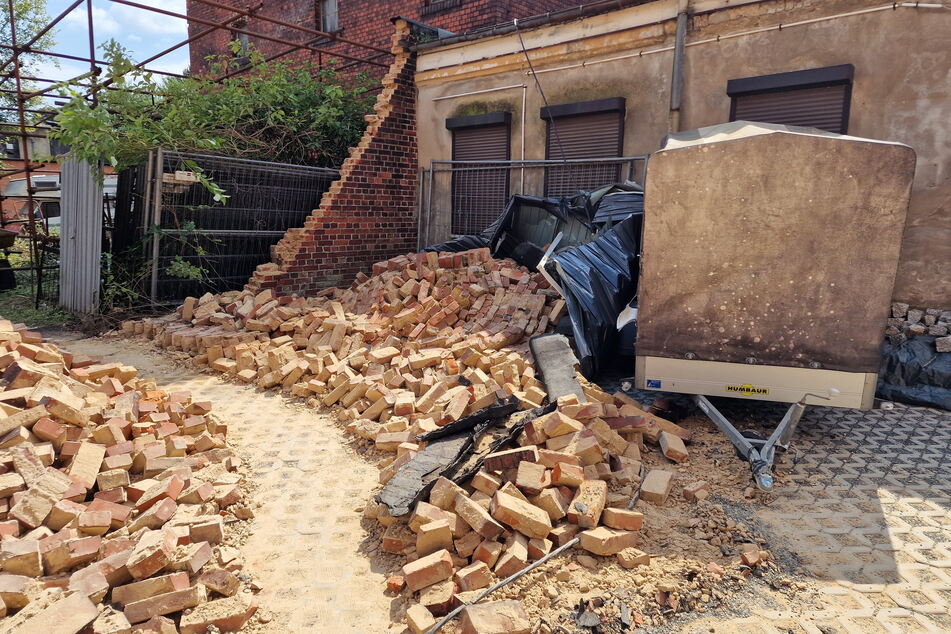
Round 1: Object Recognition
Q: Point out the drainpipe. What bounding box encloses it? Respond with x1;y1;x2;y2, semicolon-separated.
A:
668;0;688;134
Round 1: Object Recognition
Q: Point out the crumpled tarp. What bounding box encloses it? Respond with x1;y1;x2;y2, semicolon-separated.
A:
877;336;951;410
547;214;641;378
423;182;644;379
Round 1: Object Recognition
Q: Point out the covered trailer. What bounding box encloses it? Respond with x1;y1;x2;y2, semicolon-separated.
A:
633;121;916;489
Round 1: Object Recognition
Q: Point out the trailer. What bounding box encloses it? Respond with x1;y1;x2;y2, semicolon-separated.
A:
631;121;917;491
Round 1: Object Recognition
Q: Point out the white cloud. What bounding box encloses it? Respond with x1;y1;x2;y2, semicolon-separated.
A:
62;1;187;39
63;6;120;35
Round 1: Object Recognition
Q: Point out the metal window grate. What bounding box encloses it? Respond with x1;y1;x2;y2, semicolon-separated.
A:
419;156;648;246
138;150;338;302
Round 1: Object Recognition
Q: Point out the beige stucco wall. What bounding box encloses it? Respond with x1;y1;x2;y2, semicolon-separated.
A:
415;0;951;306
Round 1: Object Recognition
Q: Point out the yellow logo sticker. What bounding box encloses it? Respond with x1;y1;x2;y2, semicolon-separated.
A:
725;384;769;396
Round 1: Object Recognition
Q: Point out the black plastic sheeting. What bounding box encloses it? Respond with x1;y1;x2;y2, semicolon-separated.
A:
424;184;644;262
877;336;951;410
424;183;644;379
548;215;641;378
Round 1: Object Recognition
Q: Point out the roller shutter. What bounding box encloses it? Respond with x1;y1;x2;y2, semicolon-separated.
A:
545;111;623;197
451;123;510;235
732;84;850;134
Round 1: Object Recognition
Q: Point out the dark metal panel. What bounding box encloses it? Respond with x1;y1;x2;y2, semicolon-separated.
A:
732;84;851;134
545;112;624;196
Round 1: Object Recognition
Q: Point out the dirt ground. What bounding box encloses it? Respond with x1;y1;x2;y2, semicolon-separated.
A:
49;329;951;634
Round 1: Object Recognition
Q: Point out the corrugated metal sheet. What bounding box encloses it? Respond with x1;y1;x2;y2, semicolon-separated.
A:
733;85;850;134
59;157;102;313
546;113;623;196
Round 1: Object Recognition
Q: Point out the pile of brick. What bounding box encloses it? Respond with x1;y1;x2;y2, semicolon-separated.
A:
887;303;951;351
0;320;256;633
368;385;707;634
125;249;567;425
122;247;767;633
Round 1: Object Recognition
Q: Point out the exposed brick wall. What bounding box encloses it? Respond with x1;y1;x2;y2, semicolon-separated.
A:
246;20;419;295
186;1;580;76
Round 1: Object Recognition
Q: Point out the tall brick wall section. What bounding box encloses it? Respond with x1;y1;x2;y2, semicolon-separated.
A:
246;20;418;295
186;1;580;76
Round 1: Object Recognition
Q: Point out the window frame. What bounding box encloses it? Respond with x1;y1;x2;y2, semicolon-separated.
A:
319;0;340;33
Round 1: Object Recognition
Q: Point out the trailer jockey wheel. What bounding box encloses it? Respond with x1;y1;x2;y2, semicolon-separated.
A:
620;379;634;392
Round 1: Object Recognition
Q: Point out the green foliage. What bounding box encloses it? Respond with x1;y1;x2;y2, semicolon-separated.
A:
101;221;220;310
0;0;56;122
49;41;375;171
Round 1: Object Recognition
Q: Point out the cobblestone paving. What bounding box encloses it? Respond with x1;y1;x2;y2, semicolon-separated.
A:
62;336;949;633
697;402;951;633
61;337;396;633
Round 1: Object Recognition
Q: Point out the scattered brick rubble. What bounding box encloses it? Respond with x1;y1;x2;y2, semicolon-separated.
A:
125;248;775;633
887;302;951;351
0;320;256;633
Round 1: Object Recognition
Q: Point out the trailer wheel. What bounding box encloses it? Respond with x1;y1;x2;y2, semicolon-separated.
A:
620;380;634;392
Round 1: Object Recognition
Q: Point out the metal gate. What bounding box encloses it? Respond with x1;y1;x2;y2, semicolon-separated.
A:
132;150;338;302
418;156;648;248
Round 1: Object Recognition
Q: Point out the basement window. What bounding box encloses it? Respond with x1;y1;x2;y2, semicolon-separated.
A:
728;64;854;134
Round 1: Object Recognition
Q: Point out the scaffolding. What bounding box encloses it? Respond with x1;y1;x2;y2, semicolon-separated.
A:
0;0;389;309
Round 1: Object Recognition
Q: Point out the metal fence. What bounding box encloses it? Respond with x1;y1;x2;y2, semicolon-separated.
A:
418;157;648;246
127;150;338;302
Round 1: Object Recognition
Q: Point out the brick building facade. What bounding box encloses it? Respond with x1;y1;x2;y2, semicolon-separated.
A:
186;0;579;76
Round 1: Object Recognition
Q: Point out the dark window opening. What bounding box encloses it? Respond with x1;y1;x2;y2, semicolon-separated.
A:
728;64;854;134
2;136;21;160
319;0;340;33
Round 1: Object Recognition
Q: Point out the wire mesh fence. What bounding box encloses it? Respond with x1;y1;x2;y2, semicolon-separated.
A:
419;157;648;246
125;150;338;302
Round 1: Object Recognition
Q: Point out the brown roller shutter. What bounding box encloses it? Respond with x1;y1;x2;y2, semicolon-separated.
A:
451;124;510;235
732;84;851;134
545;112;623;196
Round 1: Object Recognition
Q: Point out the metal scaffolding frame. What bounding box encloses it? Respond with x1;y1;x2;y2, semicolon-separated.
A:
0;0;390;308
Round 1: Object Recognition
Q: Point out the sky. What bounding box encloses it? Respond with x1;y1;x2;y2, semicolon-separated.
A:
34;0;190;89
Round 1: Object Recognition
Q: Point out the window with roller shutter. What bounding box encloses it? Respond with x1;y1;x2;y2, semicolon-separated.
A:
542;98;625;197
728;64;854;134
447;112;512;235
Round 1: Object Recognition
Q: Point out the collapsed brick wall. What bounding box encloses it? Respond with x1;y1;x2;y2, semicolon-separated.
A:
245;20;418;295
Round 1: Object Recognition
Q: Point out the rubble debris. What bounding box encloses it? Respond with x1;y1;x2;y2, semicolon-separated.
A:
121;247;779;632
0;319;253;630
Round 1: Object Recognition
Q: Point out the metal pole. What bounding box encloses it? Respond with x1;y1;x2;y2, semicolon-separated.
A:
149;148;164;304
668;1;688;134
105;0;388;67
426;166;434;245
86;0;98;108
6;0;42;307
0;0;85;78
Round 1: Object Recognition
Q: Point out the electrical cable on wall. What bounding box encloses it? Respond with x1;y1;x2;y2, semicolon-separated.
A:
513;18;578;193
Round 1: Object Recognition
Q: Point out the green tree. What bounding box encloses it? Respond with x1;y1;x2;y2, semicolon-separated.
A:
50;41;374;170
0;0;56;122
